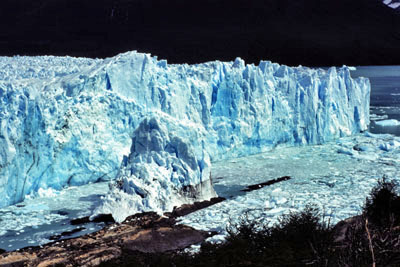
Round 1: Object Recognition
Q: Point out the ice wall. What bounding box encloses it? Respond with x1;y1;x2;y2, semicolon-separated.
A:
0;51;370;211
93;117;216;222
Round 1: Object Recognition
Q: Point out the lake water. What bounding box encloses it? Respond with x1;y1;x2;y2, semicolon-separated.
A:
351;66;400;136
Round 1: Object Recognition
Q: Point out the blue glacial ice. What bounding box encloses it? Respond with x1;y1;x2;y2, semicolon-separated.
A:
0;51;370;221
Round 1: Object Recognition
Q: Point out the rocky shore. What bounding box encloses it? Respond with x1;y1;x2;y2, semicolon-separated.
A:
0;198;224;267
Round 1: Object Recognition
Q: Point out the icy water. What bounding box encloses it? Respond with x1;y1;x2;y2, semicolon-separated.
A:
2;132;399;251
180;133;400;244
0;183;109;251
2;65;400;251
352;66;400;136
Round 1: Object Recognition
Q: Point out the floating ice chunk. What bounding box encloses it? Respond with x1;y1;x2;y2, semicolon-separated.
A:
370;114;388;121
271;188;283;196
265;207;287;215
337;147;354;155
37;188;59;198
354;153;379;161
375;119;400;127
206;234;227;244
353;144;375;152
276;197;288;205
379;143;390;151
22;203;49;213
364;131;393;139
379;140;400;152
267;188;290;206
265;200;276;209
317;180;336;188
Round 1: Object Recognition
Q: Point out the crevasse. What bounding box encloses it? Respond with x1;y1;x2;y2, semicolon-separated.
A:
0;51;370;219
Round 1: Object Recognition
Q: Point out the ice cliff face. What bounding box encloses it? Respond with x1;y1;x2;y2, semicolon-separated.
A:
93;117;215;222
0;52;370;219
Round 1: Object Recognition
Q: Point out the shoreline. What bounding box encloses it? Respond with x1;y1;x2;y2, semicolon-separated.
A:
0;197;224;267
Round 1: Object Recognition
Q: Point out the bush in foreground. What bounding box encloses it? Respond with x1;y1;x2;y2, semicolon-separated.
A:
363;178;400;227
192;205;334;266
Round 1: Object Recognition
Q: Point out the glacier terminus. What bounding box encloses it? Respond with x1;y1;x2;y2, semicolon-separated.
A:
0;51;370;222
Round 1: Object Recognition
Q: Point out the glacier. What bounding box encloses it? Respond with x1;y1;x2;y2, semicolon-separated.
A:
0;51;370;221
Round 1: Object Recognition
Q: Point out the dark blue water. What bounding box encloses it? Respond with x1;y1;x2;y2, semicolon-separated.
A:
351;66;400;136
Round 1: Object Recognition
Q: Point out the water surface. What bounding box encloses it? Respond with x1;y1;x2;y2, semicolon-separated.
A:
352;66;400;136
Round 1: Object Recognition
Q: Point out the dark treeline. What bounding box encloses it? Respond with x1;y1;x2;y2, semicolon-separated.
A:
1;0;400;66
